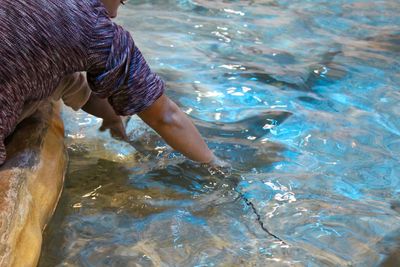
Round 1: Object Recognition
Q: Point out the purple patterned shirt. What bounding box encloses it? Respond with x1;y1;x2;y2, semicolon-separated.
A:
0;0;165;164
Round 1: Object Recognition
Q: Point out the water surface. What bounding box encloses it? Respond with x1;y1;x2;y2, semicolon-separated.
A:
39;1;400;266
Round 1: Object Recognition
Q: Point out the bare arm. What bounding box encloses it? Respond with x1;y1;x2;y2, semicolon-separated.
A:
81;93;127;140
138;94;214;163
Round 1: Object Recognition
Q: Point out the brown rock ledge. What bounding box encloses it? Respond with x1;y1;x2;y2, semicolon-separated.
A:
0;101;67;267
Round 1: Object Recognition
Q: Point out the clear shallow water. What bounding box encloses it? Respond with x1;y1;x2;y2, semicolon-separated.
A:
39;1;400;266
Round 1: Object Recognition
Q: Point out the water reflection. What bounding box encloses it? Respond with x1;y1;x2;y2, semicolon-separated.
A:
40;0;400;266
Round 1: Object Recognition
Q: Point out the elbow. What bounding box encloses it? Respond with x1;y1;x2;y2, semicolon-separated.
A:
138;94;184;130
156;103;181;128
145;97;182;129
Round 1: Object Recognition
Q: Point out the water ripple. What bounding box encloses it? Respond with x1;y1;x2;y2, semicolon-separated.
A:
40;1;400;266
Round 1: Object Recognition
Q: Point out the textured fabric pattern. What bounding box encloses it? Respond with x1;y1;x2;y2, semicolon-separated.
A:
18;73;92;125
0;0;165;165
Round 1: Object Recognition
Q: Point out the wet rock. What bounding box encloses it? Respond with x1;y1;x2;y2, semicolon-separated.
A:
0;102;67;267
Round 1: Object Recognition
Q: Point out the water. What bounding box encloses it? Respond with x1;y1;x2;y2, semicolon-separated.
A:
39;1;400;266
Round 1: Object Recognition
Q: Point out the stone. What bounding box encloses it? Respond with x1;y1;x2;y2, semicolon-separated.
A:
0;101;67;267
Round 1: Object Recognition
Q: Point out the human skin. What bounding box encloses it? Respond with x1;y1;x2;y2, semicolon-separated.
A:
99;0;121;18
81;93;128;141
138;94;214;163
95;0;215;163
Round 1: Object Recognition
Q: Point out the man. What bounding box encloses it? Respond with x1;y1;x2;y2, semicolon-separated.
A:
0;0;220;166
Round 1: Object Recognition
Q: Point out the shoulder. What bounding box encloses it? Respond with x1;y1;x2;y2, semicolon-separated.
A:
0;0;108;31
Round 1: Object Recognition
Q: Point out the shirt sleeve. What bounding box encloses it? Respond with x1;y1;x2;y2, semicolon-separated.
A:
86;10;165;116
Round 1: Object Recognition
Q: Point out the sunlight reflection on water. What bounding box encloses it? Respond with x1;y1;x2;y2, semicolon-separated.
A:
39;1;400;266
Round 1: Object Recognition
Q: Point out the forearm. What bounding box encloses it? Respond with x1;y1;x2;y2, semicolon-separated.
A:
82;93;120;122
146;111;213;163
138;95;213;163
81;92;127;140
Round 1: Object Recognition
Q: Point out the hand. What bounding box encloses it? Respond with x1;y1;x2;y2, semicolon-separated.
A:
201;155;231;176
99;117;128;141
208;155;231;168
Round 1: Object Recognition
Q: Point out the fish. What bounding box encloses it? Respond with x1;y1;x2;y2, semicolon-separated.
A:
126;110;291;158
192;110;292;140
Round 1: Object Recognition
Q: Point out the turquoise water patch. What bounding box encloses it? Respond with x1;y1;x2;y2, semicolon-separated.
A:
40;1;400;266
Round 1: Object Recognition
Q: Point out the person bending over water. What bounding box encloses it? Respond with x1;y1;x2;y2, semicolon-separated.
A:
0;0;223;167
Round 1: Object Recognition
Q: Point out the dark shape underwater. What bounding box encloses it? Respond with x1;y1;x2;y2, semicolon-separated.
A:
192;110;292;140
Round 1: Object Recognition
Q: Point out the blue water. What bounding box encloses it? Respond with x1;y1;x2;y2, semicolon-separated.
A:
39;1;400;266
